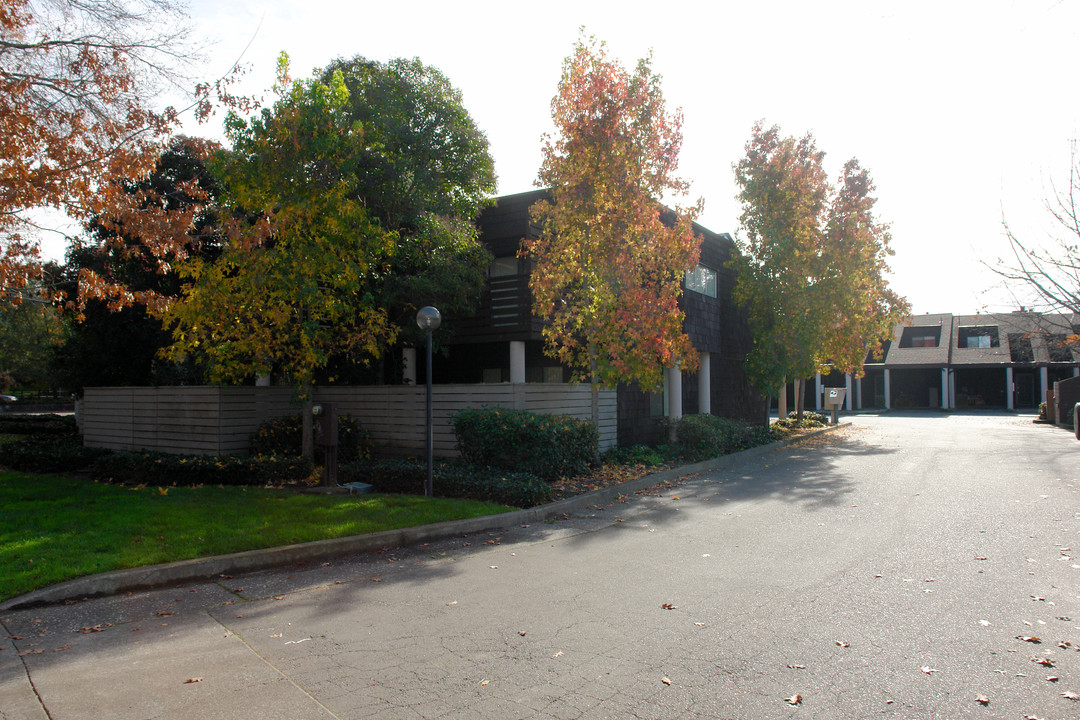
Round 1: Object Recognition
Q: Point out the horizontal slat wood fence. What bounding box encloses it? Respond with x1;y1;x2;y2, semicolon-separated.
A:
82;384;616;457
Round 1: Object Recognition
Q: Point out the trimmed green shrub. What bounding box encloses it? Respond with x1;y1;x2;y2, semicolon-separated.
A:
451;407;597;481
88;452;314;486
0;434;107;473
773;410;828;430
340;457;552;508
601;444;668;467
659;414;780;461
249;413;370;463
0;414;78;436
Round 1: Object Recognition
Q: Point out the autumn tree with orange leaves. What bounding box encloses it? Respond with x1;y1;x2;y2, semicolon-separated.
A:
524;35;702;425
0;0;244;307
733;121;908;419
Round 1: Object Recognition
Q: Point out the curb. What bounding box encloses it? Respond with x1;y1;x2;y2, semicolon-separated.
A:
0;423;847;611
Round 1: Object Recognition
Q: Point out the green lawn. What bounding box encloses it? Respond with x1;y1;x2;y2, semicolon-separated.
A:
0;471;513;602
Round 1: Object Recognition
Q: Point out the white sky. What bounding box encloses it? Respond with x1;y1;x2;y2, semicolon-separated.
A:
156;0;1080;315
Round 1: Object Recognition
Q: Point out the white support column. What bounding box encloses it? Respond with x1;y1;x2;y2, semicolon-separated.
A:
815;373;823;411
510;341;526;384
402;348;417;385
1006;366;1015;410
1040;367;1049;403
844;373;853;411
855;376;863;410
667;365;683;420
941;368;950;409
697;352;711;415
884;369;892;410
949;370;956;409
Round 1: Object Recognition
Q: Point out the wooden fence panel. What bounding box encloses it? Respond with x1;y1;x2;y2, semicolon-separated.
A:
82;383;618;457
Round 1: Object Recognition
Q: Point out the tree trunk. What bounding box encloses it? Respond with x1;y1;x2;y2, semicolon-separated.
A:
794;378;805;420
300;380;314;461
778;377;787;420
588;342;601;460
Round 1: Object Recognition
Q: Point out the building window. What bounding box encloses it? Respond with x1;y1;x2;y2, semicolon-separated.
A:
685;265;717;298
958;326;999;349
1048;334;1074;362
899;326;941;348
1008;333;1034;362
489;256;519;278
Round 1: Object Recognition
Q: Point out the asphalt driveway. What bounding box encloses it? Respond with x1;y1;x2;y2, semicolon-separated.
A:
2;411;1078;719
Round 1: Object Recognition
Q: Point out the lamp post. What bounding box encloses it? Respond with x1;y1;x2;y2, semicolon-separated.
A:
416;306;441;497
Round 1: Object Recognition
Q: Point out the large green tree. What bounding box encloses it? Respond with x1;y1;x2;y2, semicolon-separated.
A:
525;35;701;423
733;121;908;417
52;136;223;392
160;54;496;457
320;56;496;356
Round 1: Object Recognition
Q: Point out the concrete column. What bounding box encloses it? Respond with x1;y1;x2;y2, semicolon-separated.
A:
402;348;417;385
667;365;683;420
844;373;853;411
510;341;526;384
884;369;891;410
855;376;863;410
1040;367;1049;402
697;352;711;415
1006;366;1015;410
814;373;823;411
941;368;950;410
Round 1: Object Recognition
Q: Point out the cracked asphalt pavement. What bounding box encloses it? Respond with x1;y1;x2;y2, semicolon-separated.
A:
2;411;1079;719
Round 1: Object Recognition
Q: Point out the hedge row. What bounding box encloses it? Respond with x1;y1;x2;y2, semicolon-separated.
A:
341;457;553;508
0;414;78;436
88;452;314;487
0;434;108;473
660;414;781;462
451;407;597;480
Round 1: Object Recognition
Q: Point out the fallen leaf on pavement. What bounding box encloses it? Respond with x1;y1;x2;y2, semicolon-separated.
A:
18;649;42;656
184;677;202;683
661;676;672;685
661;603;677;610
921;666;937;674
552;651;563;658
1062;690;1080;701
1017;636;1042;643
1033;657;1055;667
52;645;70;652
480;680;490;686
975;695;990;705
787;664;806;669
1047;676;1059;682
784;694;802;705
835;641;850;648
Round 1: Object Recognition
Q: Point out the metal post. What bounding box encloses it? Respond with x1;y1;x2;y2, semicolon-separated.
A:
425;327;433;497
416;305;441;498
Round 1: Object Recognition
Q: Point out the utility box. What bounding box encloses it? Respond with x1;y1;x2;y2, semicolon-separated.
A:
824;388;846;425
312;403;338;446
